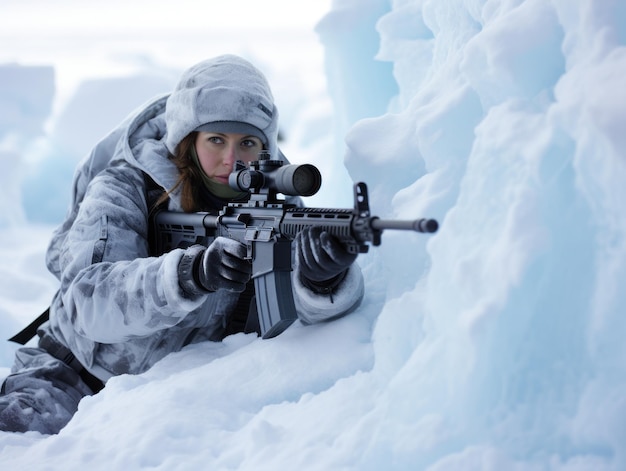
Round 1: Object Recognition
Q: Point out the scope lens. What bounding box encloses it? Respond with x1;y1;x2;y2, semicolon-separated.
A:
290;165;322;196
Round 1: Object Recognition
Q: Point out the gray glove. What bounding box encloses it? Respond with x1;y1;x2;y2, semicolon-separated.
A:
295;226;357;293
178;238;251;297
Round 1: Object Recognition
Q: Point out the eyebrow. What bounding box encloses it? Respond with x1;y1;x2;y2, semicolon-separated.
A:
205;132;260;140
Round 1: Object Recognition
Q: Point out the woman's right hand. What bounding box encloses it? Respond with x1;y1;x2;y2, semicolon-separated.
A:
196;237;251;292
178;238;251;297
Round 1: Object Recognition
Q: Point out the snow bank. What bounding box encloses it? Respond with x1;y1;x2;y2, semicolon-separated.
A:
1;1;626;470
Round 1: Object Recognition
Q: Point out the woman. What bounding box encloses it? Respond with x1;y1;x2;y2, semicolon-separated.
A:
0;55;364;434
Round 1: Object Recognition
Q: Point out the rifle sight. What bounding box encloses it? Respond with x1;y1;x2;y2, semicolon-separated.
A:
229;151;322;197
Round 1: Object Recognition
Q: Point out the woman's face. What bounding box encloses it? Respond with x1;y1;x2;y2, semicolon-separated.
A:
194;131;263;185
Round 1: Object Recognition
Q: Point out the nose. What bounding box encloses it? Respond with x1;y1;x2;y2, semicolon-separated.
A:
222;143;239;169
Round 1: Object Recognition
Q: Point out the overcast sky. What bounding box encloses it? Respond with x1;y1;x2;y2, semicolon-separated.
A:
1;0;333;128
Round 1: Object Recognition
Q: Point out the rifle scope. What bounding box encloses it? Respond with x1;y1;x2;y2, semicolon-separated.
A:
229;152;322;197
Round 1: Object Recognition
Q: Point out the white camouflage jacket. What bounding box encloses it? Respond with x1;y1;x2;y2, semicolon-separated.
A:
40;56;364;382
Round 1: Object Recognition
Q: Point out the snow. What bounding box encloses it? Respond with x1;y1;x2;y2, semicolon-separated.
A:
1;0;626;470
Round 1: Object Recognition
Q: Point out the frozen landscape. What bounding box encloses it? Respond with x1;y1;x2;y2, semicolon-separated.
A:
1;0;625;469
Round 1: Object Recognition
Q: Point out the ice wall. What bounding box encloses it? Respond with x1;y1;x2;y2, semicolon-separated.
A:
340;1;626;468
0;65;54;227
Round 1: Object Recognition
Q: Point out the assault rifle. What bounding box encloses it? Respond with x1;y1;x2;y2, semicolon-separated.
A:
151;151;438;339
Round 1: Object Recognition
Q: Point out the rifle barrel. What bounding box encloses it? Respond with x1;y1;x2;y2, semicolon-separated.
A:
371;218;438;233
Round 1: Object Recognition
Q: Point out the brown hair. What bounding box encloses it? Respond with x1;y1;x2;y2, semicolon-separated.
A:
155;132;202;212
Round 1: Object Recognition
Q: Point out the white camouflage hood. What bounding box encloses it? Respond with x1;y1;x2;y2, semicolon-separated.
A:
163;54;279;158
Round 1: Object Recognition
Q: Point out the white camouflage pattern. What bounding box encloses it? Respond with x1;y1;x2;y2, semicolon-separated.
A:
37;55;364;383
